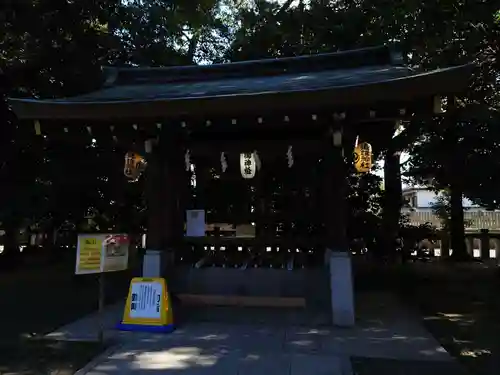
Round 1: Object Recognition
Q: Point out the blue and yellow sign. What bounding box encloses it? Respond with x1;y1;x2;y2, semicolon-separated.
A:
116;277;174;333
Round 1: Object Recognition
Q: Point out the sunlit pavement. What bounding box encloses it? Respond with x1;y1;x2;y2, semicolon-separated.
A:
47;293;458;374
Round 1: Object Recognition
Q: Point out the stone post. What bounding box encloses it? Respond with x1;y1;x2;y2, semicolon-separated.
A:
480;229;490;260
441;234;451;258
493;238;500;263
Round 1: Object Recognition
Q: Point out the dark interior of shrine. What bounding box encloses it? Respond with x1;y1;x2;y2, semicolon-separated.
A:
167;117;390;271
11;109;441;275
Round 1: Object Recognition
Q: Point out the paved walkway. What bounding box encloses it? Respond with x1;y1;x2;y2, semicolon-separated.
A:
46;293;460;374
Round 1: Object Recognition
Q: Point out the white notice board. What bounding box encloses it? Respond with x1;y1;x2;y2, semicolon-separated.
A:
129;281;163;320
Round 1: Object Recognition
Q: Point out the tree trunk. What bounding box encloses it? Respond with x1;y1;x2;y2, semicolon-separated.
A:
381;146;402;261
446;96;469;261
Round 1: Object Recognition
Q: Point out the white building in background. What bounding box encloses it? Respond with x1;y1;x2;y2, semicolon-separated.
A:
401;187;500;259
401;187;500;231
402;187;479;210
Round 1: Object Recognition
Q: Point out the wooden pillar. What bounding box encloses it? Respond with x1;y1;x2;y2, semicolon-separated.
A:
164;139;187;249
323;130;348;252
143;139;166;277
145;143;165;251
143;130;185;277
323;126;355;327
254;159;267;249
175;149;191;246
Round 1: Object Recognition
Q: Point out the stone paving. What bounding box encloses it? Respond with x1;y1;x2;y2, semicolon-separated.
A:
45;293;460;374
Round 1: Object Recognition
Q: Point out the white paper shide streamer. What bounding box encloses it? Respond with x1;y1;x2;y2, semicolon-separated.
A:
287;146;294;168
184;149;191;172
253;150;261;171
220;152;228;173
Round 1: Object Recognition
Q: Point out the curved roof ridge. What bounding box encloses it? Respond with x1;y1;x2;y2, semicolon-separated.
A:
103;44;401;87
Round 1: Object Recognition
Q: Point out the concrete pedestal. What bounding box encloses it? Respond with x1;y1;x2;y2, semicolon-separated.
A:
480;231;490;260
328;250;355;327
142;250;163;277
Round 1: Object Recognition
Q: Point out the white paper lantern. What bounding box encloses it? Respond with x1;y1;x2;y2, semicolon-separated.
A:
240;152;256;179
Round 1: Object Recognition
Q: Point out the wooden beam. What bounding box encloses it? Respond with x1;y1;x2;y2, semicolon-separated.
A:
188;138;324;156
27;97;437;137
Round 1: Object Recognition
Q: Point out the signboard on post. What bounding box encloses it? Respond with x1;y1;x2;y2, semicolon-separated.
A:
75;234;129;275
75;233;130;342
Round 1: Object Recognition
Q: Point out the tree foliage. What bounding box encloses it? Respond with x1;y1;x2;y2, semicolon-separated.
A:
430;191;472;231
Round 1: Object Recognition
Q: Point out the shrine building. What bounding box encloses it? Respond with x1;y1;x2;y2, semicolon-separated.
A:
8;45;472;326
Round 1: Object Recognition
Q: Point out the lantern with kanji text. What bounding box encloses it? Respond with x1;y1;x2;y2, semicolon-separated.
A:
240;152;257;179
353;142;372;173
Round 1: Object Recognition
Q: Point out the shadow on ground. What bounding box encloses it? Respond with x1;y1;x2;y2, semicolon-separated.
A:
83;332;348;375
357;260;500;375
0;340;105;375
1;258;498;375
351;356;470;375
0;260;135;374
404;263;500;375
